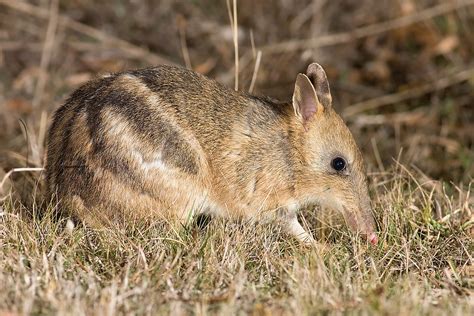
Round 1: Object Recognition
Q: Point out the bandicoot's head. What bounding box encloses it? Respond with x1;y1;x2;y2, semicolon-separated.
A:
292;63;377;244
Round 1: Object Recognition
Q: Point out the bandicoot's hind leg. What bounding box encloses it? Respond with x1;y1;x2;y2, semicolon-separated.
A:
64;192;202;229
60;195;106;229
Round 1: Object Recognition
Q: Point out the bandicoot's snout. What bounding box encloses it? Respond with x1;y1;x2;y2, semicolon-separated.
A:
342;205;378;245
339;176;378;244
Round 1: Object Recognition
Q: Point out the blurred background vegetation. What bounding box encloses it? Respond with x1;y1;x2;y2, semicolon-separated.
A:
0;0;473;190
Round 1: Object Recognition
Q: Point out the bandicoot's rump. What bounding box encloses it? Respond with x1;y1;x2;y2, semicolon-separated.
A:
45;63;377;245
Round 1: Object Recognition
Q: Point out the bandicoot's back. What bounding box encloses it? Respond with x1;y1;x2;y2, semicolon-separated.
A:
46;63;378;244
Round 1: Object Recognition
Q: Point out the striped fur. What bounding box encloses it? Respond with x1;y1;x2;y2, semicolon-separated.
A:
45;63;376;243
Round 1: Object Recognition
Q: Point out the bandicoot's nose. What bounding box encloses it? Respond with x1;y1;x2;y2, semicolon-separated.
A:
368;232;378;245
360;231;378;245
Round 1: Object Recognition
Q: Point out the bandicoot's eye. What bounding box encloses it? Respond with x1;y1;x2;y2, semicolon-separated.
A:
331;157;346;172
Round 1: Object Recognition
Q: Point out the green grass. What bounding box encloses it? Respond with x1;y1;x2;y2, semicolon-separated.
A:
0;165;472;315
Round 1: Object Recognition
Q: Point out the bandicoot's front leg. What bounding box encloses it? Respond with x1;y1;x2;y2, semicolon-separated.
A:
286;214;315;245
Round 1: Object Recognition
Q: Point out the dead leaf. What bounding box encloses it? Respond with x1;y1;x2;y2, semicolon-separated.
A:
399;0;416;16
434;36;459;55
65;72;93;87
194;58;217;75
364;60;391;82
12;67;40;93
5;98;32;114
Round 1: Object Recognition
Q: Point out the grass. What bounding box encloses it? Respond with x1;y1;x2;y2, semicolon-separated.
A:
0;163;472;315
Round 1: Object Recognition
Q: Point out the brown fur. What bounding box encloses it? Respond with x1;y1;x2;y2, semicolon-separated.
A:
45;63;376;242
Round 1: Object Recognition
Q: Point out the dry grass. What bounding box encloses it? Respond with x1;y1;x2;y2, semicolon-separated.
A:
0;0;473;314
0;164;472;314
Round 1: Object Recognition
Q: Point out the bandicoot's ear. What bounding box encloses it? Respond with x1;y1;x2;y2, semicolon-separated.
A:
306;63;332;109
292;73;323;125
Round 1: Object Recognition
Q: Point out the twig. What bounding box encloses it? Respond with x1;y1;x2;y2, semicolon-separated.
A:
0;41;43;51
0;167;45;202
260;0;474;54
352;110;429;126
0;0;177;66
233;0;239;91
0;168;45;190
249;30;256;58
227;0;239;91
343;66;474;117
33;0;58;108
248;50;261;94
178;19;192;70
